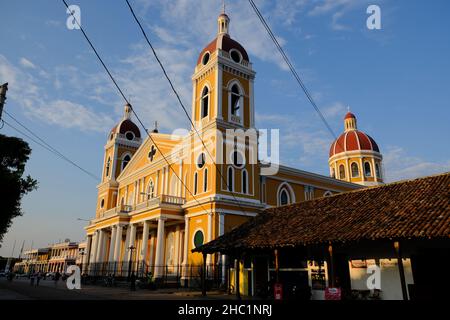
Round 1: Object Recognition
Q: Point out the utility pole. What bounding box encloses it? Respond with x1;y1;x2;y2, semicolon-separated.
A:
0;83;8;121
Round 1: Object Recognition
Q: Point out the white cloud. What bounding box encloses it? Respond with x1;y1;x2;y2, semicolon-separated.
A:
0;55;115;133
19;57;36;69
383;146;450;182
27;100;114;133
308;0;373;31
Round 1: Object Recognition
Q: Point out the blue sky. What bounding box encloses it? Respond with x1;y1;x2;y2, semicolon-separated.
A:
1;0;449;256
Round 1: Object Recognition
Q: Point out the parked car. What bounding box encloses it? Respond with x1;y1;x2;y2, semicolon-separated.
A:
46;272;56;279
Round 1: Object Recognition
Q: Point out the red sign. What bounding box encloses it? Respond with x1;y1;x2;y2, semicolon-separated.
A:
325;287;341;300
274;283;283;300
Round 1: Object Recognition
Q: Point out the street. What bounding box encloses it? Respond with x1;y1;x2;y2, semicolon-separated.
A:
0;278;233;300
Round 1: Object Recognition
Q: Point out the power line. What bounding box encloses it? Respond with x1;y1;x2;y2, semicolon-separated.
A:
61;0;212;217
248;0;341;143
125;0;252;219
3;117;99;180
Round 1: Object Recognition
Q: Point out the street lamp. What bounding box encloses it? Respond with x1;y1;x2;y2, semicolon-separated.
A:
127;245;136;280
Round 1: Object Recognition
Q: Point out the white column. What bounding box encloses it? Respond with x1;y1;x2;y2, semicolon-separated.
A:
85;235;93;265
90;232;98;263
140;221;150;263
206;212;213;265
108;226;117;262
149;231;155;271
95;229;104;263
154;217;166;278
128;223;137;261
219;213;226;283
181;216;189;279
174;225;181;269
113;225;123;262
371;158;377;181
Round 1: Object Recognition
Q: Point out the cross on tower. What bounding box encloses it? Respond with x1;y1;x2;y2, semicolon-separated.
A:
148;145;157;162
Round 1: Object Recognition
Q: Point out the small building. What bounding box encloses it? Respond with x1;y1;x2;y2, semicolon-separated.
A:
13;248;50;274
47;241;79;273
194;172;450;300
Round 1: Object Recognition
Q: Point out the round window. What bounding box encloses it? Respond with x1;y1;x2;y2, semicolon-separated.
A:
193;230;204;248
230;49;241;63
202;52;210;65
125;131;135;140
197;153;206;169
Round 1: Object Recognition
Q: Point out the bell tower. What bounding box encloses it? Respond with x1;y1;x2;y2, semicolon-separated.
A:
96;103;142;218
192;11;256;131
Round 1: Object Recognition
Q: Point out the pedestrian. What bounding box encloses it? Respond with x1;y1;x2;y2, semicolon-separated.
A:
30;273;35;286
130;272;136;291
54;271;61;287
36;272;41;287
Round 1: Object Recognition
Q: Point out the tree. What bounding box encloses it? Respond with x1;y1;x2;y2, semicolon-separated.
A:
0;133;38;243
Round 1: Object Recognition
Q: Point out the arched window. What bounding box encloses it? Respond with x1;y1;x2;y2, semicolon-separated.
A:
227;166;234;192
197;153;206;169
203;168;208;192
201;87;209;118
351;162;359;178
105;157;111;177
339;164;345;179
147;180;155;199
375;163;381;179
280;189;289;206
230;84;241;116
193;230;204;248
323;191;333;197
242;169;248;194
364;162;372;177
194;172;198;195
122;154;131;171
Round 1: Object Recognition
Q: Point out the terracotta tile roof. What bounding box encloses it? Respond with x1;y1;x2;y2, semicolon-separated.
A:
194;172;450;254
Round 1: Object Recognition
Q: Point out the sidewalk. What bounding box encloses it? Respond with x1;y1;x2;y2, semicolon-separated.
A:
0;278;237;300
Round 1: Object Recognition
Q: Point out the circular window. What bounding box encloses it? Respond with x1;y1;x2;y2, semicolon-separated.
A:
230;49;241;63
202;52;210;65
197;153;206;169
231;150;245;168
125;131;135;140
100;199;105;208
193;230;204;248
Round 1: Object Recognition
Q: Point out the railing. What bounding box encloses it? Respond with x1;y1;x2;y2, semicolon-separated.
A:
82;261;227;290
95;195;186;221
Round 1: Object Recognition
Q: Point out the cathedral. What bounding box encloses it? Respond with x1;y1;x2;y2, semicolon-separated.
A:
84;12;383;283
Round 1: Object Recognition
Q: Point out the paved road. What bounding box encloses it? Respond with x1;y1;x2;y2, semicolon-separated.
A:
0;278;234;300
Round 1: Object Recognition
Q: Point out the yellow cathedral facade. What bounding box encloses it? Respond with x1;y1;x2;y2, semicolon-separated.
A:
84;12;381;284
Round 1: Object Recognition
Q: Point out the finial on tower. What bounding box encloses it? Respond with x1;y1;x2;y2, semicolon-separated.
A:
218;2;230;35
124;103;132;120
152;120;159;133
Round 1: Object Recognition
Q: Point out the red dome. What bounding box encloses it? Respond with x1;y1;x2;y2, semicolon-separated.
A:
197;34;249;65
329;130;380;158
110;119;141;138
344;112;356;119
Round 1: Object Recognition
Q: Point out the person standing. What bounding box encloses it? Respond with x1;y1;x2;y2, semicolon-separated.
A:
130;272;136;291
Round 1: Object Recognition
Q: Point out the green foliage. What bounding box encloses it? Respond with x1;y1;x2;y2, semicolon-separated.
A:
0;133;38;243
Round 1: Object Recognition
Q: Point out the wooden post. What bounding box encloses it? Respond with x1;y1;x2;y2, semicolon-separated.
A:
394;241;408;300
202;253;207;296
235;258;241;300
274;249;280;283
328;243;335;287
